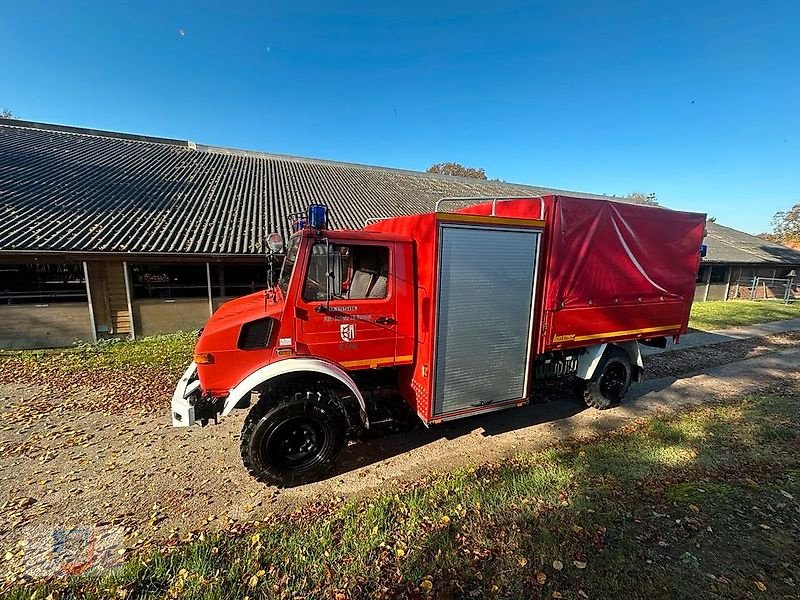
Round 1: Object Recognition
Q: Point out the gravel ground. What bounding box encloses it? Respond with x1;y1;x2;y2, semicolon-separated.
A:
1;332;798;563
644;330;800;378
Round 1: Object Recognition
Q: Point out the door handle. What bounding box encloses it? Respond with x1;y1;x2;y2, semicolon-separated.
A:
374;316;396;325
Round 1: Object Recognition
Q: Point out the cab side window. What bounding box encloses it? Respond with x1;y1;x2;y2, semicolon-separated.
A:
303;243;389;301
348;245;389;299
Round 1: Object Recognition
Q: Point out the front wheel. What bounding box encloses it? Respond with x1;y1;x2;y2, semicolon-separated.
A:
240;397;346;487
581;346;633;410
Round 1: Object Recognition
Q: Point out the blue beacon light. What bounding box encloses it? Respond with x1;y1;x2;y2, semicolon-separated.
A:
308;204;328;230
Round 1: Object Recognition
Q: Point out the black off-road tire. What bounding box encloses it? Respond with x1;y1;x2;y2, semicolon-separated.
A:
582;346;633;410
240;397;346;487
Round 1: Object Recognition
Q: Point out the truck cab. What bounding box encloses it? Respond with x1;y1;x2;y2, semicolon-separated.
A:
172;207;417;485
187;227;415;397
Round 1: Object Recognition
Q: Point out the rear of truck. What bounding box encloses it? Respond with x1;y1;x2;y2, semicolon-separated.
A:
367;195;706;419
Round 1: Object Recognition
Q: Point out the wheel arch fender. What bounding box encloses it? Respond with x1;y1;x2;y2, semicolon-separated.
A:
575;341;643;382
575;343;607;381
222;357;369;427
615;340;644;382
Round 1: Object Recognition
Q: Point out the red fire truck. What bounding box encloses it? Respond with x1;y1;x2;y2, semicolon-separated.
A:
172;196;706;486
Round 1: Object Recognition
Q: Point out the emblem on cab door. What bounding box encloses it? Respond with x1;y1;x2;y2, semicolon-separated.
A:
340;323;356;342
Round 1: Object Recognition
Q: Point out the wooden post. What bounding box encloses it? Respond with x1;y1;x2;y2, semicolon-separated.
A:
123;261;136;340
82;261;98;342
206;262;214;316
723;266;733;301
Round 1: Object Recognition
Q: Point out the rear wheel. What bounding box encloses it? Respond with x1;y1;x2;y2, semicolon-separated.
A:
582;346;632;410
240;395;346;487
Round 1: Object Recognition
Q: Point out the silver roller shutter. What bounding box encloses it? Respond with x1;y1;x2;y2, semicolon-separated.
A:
433;224;539;416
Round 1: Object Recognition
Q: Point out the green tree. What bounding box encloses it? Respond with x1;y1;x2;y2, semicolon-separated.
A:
426;162;487;180
623;192;659;206
758;203;800;248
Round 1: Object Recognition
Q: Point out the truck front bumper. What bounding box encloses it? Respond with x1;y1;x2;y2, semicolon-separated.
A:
171;363;201;427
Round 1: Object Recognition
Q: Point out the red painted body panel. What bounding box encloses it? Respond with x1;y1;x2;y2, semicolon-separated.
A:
364;212;440;420
194;196;705;427
194;291;286;395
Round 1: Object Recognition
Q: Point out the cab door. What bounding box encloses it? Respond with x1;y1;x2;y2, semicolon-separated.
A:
295;239;400;370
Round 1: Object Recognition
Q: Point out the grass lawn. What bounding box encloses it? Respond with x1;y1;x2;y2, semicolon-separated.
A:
0;331;196;373
689;300;800;331
4;384;798;599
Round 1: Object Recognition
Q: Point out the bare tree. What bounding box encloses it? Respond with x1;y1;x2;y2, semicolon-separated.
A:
0;108;16;119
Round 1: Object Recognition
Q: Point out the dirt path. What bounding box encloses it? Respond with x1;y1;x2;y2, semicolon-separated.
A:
1;335;799;557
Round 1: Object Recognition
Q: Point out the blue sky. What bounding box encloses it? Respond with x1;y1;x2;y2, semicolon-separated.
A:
2;0;798;234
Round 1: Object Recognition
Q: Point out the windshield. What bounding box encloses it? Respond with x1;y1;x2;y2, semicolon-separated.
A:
277;233;301;296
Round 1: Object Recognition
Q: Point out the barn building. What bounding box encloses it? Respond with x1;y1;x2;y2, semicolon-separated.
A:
2;118;799;348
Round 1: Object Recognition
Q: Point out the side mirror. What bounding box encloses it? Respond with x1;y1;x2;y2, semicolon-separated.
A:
327;250;344;298
266;232;284;253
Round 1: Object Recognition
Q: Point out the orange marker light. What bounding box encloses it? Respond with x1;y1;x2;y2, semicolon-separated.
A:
193;353;215;364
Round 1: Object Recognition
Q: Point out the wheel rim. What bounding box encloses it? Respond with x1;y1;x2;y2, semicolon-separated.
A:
599;362;627;400
263;416;327;471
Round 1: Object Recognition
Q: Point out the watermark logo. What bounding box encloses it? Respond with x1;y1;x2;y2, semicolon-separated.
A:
21;526;125;578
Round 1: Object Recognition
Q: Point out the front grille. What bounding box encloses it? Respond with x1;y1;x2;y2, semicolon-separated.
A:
238;318;274;350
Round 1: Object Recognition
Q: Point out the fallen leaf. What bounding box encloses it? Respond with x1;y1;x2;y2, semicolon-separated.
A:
518;557;527;567
553;560;564;571
420;579;433;592
536;572;547;585
689;504;700;513
395;548;405;557
755;581;767;592
574;560;587;569
248;575;259;588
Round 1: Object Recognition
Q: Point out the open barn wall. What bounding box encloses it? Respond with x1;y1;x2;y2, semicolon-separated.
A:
0;255;272;348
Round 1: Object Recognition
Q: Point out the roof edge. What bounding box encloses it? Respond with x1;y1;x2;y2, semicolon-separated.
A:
0;117;191;148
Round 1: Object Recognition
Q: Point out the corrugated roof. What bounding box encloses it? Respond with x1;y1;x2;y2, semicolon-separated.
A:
0;119;607;255
2;117;799;266
704;222;800;265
